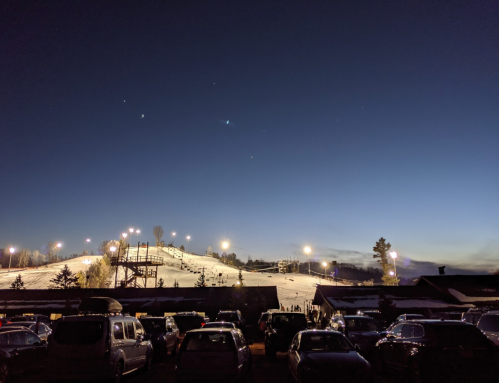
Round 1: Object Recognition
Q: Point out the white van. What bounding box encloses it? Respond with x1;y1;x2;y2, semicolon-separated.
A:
45;297;153;382
477;311;499;346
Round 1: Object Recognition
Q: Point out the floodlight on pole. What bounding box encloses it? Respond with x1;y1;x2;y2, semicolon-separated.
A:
186;235;191;254
222;241;229;250
304;246;312;275
389;251;398;285
135;229;140;244
8;247;15;273
110;246;117;258
322;261;327;278
56;243;62;261
172;232;176;247
129;228;134;243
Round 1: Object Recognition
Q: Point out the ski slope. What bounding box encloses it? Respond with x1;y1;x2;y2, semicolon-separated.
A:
0;247;347;310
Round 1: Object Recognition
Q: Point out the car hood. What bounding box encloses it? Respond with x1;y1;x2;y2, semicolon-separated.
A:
300;350;370;373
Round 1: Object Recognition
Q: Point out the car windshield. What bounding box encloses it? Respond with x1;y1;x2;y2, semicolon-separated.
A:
216;313;239;322
345;318;382;332
478;315;499;332
203;322;234;328
183;332;236;351
433;325;488;348
272;314;307;329
139;319;165;333
54;321;104;345
300;333;353;352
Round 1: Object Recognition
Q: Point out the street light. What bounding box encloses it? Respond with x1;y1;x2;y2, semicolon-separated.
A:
172;232;176;247
110;246;117;258
304;246;312;275
389;251;398;285
135;229;140;244
122;232;127;245
129;228;134;244
8;247;15;273
222;241;229;250
86;238;91;254
56;243;62;261
186;235;191;254
322;261;327;278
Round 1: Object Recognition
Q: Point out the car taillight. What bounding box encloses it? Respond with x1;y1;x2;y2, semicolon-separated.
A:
201;322;205;327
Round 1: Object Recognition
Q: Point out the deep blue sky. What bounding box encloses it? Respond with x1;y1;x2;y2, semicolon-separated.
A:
1;1;498;276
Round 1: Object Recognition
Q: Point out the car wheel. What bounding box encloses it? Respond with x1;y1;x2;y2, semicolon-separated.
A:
171;339;179;355
144;350;153;371
0;362;9;383
374;351;385;374
408;360;423;383
110;361;123;383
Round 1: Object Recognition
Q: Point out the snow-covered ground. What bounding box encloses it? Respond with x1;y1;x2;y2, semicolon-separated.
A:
0;247;347;310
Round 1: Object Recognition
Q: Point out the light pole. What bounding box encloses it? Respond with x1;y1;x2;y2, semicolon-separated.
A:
122;232;127;246
322;261;327;278
110;246;117;259
389;251;398;285
86;238;91;254
304;246;312;275
186;236;191;254
129;228;134;245
135;229;140;244
8;247;15;273
172;232;176;247
56;243;62;261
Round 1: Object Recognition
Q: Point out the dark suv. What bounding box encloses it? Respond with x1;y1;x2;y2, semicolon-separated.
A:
329;315;386;358
375;319;499;382
264;312;308;357
215;310;246;331
139;316;180;358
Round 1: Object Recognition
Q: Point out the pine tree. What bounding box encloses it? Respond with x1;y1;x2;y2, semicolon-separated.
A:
194;272;206;287
173;280;179;288
49;264;80;289
157;278;165;288
373;237;398;286
10;274;25;290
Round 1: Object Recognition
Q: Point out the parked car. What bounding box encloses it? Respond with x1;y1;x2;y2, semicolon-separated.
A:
462;307;487;325
375;319;499;382
202;321;236;329
45;297;153;382
265;312;308;357
288;329;371;383
10;314;51;326
215;310;246;331
358;310;385;326
173;312;208;337
328;315;386;358
176;328;252;382
258;312;270;332
0;318;11;328
0;327;47;382
2;321;52;341
477;310;499;346
394;313;425;324
139;316;179;358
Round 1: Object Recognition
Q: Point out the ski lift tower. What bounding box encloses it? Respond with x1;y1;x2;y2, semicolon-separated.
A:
111;242;164;288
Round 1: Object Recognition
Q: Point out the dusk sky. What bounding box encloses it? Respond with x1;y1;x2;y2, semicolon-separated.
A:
1;1;498;277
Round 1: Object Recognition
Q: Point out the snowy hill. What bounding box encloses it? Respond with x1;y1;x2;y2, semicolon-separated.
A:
0;247;348;310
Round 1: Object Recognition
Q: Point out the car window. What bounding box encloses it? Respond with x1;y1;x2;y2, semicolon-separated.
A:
300;333;353;352
391;324;404;338
125;322;135;340
434;325;488;348
345;318;382;332
413;324;424;338
113;322;124;340
135;322;144;337
8;332;25;345
183;332;236;351
140;319;165;333
401;324;414;338
272;314;307;328
25;331;41;345
55;321;105;345
217;313;239;322
478;315;499;332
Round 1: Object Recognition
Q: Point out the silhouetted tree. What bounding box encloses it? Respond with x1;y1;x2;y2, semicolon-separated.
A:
153;226;164;246
10;274;25;290
173;280;179;288
373;237;398;286
157;278;165;288
49;265;80;289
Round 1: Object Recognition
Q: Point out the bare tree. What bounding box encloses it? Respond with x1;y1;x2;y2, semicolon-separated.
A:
18;249;31;268
153;226;164;246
